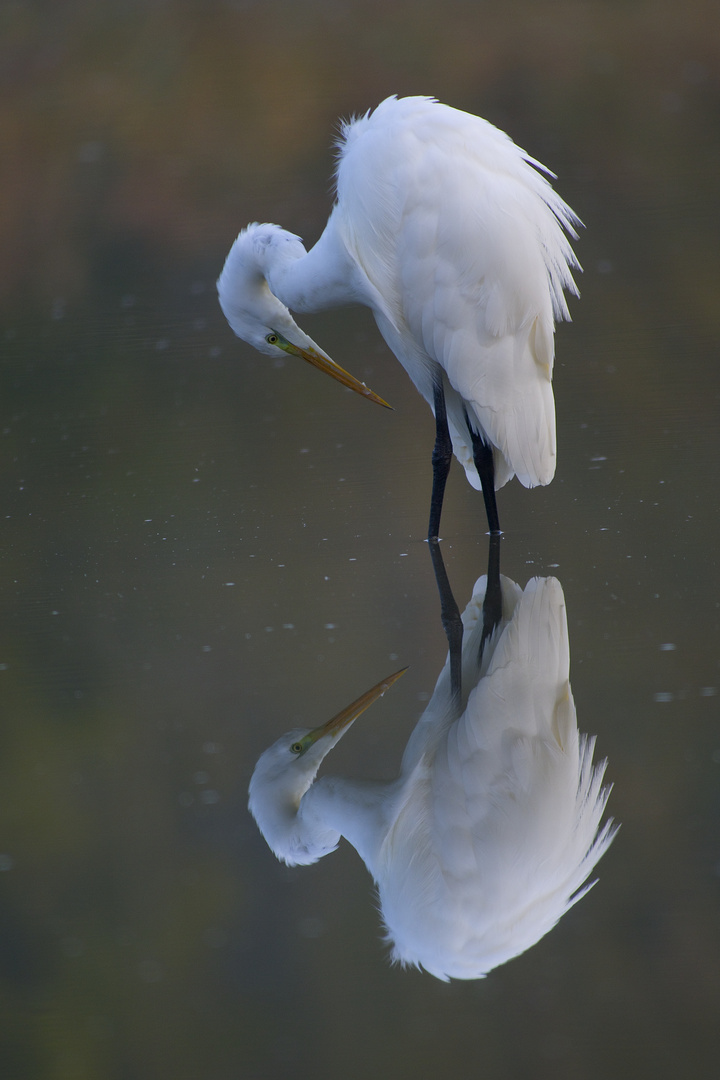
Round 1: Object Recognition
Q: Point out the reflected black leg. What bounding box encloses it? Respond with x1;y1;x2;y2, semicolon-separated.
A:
479;532;503;662
429;378;453;541
427;537;463;709
467;419;501;535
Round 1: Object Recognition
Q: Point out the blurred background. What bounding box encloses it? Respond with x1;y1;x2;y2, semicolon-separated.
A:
1;1;719;1077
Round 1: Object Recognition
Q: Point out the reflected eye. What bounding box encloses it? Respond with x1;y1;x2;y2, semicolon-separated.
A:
266;333;279;346
290;741;304;755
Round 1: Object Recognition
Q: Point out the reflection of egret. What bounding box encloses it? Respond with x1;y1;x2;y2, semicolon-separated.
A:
218;95;580;537
249;572;615;980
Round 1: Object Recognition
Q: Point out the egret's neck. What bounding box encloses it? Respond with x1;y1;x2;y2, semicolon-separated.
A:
267;212;371;315
301;775;398;879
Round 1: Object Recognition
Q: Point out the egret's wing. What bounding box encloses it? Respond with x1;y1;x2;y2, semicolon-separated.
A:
379;576;614;980
336;96;580;488
439;578;608;899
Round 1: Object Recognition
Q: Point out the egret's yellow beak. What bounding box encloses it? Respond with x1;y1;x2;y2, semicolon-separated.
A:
293;668;407;755
278;336;393;410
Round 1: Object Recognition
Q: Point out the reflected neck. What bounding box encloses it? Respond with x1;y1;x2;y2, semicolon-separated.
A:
302;775;399;878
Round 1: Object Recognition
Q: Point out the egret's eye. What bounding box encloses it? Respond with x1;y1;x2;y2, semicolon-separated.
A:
266;333;279;346
290;741;304;755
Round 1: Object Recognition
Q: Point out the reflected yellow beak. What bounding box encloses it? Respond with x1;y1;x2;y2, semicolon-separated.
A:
305;667;407;747
281;339;393;410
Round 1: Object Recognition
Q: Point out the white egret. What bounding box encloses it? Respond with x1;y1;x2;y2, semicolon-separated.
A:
248;574;616;980
218;95;581;536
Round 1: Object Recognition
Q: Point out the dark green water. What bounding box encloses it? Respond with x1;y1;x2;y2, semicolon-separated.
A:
1;3;719;1078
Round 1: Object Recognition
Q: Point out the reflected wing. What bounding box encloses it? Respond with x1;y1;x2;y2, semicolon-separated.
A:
378;576;614;981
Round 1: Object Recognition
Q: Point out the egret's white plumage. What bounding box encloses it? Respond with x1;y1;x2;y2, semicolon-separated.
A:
249;575;616;981
218;95;581;534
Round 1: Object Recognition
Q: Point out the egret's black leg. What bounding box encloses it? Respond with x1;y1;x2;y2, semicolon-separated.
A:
479;531;503;663
429;378;453;541
427;536;463;709
467;418;501;535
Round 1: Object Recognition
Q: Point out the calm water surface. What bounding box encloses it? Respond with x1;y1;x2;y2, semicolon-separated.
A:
1;3;719;1078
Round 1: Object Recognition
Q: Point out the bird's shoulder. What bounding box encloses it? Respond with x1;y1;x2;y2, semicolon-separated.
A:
337;96;522;177
334;98;568;330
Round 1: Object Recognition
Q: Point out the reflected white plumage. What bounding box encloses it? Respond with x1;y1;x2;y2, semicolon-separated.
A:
248;575;616;980
218;95;581;535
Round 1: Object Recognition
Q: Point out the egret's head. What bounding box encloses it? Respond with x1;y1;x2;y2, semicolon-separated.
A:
217;223;391;407
217;225;305;354
248;726;342;867
248;668;407;866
